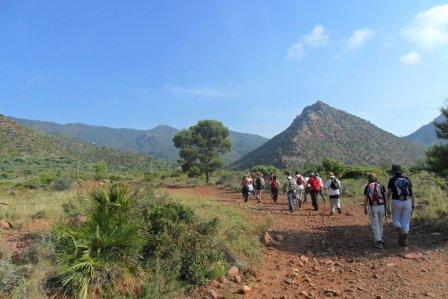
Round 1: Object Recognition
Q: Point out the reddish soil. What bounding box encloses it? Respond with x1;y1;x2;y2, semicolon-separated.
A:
1;218;52;253
167;186;448;299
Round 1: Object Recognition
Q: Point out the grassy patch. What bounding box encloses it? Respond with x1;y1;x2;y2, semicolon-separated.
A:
168;193;266;263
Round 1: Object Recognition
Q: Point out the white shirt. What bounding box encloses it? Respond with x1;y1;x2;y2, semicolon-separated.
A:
317;176;324;187
324;178;341;196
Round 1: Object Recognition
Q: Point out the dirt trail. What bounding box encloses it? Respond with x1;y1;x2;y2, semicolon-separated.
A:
167;186;448;299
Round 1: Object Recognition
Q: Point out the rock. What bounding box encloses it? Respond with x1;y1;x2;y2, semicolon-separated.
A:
296;260;305;267
218;276;227;284
0;219;12;229
323;289;340;297
375;296;383;299
240;285;251;294
373;274;380;279
227;266;239;277
300;291;309;297
300;255;310;264
386;263;396;268
280;295;289;299
72;215;87;226
263;231;275;246
400;252;423;260
422;292;436;298
234;275;242;283
283;278;295;285
274;234;285;241
207;288;218;299
345;257;354;263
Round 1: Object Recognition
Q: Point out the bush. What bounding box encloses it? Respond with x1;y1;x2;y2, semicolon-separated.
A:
141;201;225;289
54;177;74;191
94;160;109;180
250;165;279;176
322;158;345;177
54;185;146;298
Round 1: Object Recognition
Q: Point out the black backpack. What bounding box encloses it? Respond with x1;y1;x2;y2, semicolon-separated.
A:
330;178;340;190
256;177;263;189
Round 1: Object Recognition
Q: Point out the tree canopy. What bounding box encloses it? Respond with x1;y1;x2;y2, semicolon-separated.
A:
173;120;231;182
427;102;448;178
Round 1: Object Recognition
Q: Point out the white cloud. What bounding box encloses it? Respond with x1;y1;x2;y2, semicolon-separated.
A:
286;42;304;60
399;51;421;65
403;3;448;49
303;24;329;47
164;85;237;98
347;27;375;50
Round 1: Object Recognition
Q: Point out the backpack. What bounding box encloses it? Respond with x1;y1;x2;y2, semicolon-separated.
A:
394;177;411;200
368;182;384;205
287;177;297;192
296;175;304;186
309;178;321;192
330;178;340;190
271;180;280;190
256;176;264;189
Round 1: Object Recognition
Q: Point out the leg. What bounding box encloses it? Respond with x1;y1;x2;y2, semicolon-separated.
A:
287;192;294;212
391;200;403;230
377;205;385;243
336;197;342;214
320;189;326;202
329;197;335;215
311;192;318;211
400;199;413;234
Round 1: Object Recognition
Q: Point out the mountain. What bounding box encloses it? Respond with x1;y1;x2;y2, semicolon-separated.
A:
12;117;268;164
231;101;425;169
0;115;165;174
404;114;446;147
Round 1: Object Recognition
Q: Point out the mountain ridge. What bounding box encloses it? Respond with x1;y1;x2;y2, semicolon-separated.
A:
11;117;269;164
231;101;425;169
404;114;446;147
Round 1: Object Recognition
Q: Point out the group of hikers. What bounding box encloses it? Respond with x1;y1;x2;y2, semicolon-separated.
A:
241;165;414;249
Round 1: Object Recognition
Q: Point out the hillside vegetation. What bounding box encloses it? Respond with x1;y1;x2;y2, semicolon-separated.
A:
13;117;268;164
0;115;166;179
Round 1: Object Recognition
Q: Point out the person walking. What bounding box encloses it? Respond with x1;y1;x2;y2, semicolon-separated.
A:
284;171;297;212
270;175;280;204
295;171;305;207
364;173;389;249
241;176;250;202
387;165;414;247
308;173;321;211
303;175;310;203
316;173;326;203
246;173;254;197
254;172;265;204
324;172;342;215
269;171;276;200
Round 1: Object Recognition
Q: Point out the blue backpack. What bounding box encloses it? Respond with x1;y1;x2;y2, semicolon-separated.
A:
394;177;410;200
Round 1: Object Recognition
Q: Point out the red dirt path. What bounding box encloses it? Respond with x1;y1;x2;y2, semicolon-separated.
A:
167;186;448;299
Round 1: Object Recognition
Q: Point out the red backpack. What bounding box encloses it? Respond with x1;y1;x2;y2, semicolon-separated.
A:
309;178;321;192
368;182;384;205
271;180;280;190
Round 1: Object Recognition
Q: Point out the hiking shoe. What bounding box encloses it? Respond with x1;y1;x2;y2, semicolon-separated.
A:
399;233;408;247
375;241;384;249
337;208;342;214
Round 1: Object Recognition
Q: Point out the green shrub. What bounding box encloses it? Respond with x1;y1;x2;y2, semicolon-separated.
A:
54;177;74;191
142;201;225;290
94;160;109;180
54;185;145;298
0;260;32;296
250;165;279;176
322;158;345;177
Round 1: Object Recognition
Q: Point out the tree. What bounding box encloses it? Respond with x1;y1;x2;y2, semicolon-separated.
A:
322;157;345;177
173;120;231;183
94;160;109;180
427;102;448;177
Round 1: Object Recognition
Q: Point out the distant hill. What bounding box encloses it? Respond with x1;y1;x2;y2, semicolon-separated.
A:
0;115;166;175
231;101;425;169
12;117;268;164
404;114;447;147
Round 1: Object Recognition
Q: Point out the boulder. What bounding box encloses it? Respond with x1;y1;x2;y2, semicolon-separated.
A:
263;231;275;246
0;219;12;229
240;285;251;294
227;266;239;278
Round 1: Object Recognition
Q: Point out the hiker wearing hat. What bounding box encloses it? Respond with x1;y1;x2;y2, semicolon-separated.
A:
387;165;414;247
364;173;390;249
308;173;321;211
324;172;342;215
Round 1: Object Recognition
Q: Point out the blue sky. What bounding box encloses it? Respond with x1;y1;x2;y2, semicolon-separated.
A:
1;0;447;138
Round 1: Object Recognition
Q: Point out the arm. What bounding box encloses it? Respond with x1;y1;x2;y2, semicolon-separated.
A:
363;196;369;215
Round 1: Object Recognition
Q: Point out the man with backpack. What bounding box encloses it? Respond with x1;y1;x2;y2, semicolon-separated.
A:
254;172;265;204
387;165;414;247
284;171;297;212
324;172;342;215
364;173;389;249
270;175;280;204
308;173;321;211
241;176;250;202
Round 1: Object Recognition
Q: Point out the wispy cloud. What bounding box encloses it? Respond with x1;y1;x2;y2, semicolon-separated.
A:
286;24;329;61
403;3;448;50
286;42;304;60
399;51;421;65
303;24;329;48
164;85;238;98
346;27;375;50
